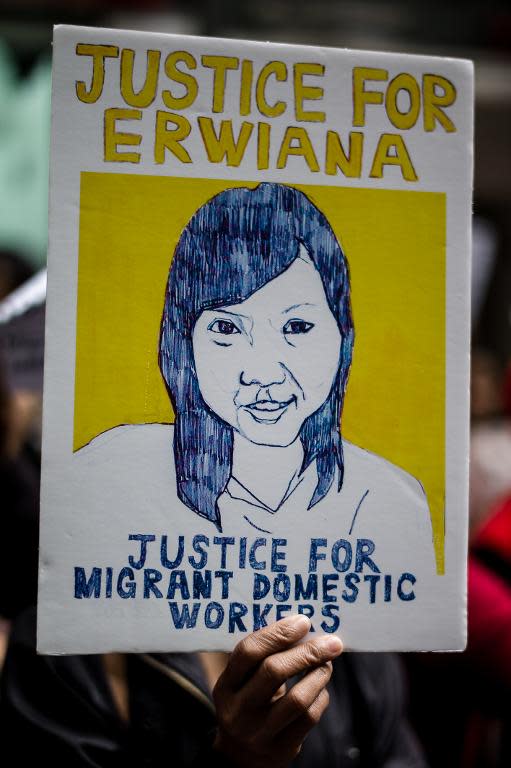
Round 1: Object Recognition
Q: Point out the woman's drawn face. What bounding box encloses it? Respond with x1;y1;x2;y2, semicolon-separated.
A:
192;246;343;447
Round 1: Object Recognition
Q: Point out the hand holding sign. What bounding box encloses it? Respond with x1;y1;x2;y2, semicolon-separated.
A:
213;614;342;767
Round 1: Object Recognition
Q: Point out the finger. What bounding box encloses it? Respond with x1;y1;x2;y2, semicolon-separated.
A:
218;614;311;691
238;634;341;707
277;687;330;760
271;682;287;703
266;662;333;735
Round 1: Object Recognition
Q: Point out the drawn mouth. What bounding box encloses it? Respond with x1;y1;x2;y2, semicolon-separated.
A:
243;396;296;424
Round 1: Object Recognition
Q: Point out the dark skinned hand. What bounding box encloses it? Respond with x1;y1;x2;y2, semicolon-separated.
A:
212;614;343;768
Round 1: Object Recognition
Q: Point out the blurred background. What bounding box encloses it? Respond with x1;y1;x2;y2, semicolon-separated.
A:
0;2;510;767
0;0;510;347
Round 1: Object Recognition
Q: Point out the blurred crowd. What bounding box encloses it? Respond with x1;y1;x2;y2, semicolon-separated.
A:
403;350;511;768
0;2;511;767
0;250;41;656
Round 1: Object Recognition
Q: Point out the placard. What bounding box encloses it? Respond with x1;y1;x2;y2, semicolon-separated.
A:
38;25;473;652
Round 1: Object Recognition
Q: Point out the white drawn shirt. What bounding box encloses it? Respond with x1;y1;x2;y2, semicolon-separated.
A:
75;422;436;577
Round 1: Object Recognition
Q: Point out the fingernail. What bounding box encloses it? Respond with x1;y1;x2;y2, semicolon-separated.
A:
287;614;311;631
318;635;343;654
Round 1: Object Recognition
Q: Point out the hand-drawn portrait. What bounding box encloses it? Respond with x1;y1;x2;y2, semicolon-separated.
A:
77;181;434;569
155;182;433;551
159;182;352;525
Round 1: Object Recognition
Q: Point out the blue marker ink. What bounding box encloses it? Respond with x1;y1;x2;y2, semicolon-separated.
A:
159;183;354;531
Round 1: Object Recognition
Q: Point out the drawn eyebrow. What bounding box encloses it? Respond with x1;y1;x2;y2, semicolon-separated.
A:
282;302;317;314
206;308;252;322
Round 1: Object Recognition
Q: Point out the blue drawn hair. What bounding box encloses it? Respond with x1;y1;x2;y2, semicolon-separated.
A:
159;183;354;530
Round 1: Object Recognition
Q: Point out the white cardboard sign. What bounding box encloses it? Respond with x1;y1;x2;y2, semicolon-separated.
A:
38;24;473;653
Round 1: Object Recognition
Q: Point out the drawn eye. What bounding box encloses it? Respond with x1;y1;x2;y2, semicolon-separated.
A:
283;319;314;335
208;319;241;335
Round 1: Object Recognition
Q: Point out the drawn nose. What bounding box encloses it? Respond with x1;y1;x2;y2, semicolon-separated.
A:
239;357;286;388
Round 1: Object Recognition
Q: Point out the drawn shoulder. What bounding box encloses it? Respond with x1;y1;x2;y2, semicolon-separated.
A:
341;439;429;512
75;423;175;478
341;440;436;572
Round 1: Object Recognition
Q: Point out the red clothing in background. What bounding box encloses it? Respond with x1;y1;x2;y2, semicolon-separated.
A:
404;495;511;768
469;495;511;688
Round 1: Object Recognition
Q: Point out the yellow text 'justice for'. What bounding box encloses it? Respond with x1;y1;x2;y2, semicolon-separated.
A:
75;45;457;180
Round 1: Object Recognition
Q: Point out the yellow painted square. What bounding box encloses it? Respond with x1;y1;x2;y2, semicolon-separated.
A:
75;173;445;572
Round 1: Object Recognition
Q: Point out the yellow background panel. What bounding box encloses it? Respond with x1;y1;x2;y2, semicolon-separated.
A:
75;174;445;572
